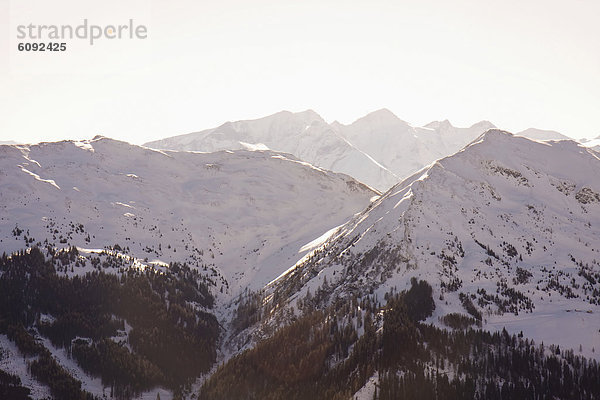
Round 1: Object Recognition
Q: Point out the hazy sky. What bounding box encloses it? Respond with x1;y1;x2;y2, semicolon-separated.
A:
1;0;599;144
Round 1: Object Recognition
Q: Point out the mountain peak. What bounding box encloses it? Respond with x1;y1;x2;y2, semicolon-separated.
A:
264;123;600;370
516;128;570;141
423;119;454;130
470;120;496;130
367;108;399;119
474;128;513;142
268;109;324;124
296;109;322;120
439;119;454;130
352;108;406;126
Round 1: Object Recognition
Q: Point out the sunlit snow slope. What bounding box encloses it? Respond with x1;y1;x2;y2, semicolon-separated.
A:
268;130;600;358
0;136;376;300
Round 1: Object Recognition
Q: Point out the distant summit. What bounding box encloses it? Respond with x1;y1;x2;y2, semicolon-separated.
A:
515;127;570;141
352;108;406;126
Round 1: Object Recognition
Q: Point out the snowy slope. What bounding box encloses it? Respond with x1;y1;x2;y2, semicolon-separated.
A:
0;136;377;399
0;136;376;300
0;334;52;399
144;110;399;191
265;130;600;359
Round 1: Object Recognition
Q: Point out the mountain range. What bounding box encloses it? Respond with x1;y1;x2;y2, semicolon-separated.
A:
204;129;600;399
1;117;600;399
144;109;596;191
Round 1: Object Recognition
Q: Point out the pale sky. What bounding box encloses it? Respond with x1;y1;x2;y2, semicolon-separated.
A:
1;0;599;144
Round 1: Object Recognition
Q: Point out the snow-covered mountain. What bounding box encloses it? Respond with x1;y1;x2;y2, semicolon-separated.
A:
144;110;499;191
0;136;379;399
3;130;600;399
146;110;583;192
514;128;572;141
332;109;497;184
258;130;600;359
144;110;400;191
0;136;376;299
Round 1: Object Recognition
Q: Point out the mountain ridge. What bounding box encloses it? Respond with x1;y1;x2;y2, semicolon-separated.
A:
0;136;377;299
143;110;581;191
240;130;600;361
